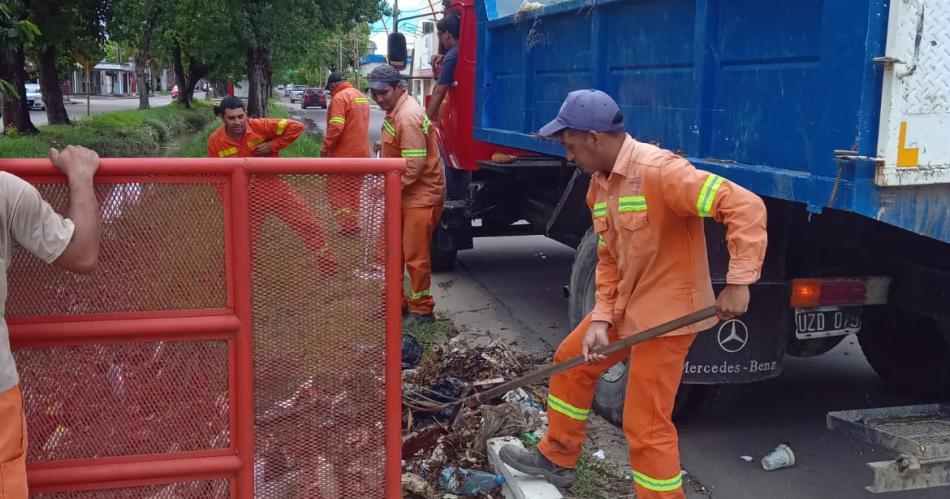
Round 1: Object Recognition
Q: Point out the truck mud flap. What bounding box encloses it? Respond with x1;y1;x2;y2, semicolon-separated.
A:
682;282;790;384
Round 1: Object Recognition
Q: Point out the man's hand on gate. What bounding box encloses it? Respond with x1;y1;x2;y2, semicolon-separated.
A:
253;141;273;156
49;145;99;182
583;321;611;363
715;284;750;320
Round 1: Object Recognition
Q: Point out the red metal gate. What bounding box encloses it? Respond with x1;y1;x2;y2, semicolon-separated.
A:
0;158;404;498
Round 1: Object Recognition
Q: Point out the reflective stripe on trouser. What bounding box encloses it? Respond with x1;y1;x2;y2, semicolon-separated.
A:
0;385;29;499
326;175;360;232
401;204;443;315
537;314;696;499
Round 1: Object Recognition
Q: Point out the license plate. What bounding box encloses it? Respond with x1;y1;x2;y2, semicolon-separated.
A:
795;306;862;339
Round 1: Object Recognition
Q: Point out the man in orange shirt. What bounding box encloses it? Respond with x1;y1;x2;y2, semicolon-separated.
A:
368;65;445;325
322;72;371;235
499;90;768;498
208;96;336;276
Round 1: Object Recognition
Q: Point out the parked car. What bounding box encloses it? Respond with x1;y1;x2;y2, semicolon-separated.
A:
301;88;327;109
289;84;306;103
25;83;45;110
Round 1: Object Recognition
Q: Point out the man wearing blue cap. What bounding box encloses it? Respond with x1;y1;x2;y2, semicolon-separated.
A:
499;90;768;498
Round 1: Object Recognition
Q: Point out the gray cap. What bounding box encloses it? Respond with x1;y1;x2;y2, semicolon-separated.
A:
368;65;404;91
539;89;624;137
325;71;345;90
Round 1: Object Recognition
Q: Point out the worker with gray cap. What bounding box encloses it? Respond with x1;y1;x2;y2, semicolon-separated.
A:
498;89;768;499
368;65;445;325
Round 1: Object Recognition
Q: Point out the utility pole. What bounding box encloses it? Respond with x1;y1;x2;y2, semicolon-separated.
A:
355;34;361;89
85;63;91;117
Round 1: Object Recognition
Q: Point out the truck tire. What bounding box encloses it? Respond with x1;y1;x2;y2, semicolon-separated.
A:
430;247;457;272
568;229;714;424
858;307;950;397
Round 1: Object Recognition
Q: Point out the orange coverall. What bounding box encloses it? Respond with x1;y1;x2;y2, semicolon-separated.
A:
380;93;445;315
207;118;336;275
322;82;371;234
538;136;767;498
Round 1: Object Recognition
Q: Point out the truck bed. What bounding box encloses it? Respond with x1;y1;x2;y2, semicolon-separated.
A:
474;0;950;243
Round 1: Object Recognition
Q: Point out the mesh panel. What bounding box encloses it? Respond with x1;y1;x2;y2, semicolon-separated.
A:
249;174;388;498
7;182;227;317
32;480;229;499
15;340;229;461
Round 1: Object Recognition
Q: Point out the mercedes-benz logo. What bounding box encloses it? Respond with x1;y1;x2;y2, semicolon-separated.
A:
717;319;749;353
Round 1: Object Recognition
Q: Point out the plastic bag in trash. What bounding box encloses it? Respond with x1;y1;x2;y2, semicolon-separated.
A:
402;334;423;369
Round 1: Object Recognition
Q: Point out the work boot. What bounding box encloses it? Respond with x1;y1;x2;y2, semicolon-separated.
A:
403;312;435;329
498;444;575;488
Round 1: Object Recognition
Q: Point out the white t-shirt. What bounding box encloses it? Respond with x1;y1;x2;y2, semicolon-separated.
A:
0;172;74;392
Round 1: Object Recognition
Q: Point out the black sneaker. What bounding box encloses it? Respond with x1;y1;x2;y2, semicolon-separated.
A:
498;444;576;488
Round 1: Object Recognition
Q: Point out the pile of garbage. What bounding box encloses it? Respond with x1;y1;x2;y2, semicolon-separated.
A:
401;336;549;498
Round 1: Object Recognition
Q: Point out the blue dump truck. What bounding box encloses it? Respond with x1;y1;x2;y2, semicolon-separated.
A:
419;0;950;420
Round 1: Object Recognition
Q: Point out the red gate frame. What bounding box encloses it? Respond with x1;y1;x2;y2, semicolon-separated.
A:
0;157;405;498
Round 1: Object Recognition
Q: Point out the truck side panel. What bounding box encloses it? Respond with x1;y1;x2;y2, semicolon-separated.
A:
474;0;950;243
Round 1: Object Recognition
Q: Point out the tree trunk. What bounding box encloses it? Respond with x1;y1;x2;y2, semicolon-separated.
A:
38;45;70;125
135;52;149;110
172;44;189;107
184;55;206;104
2;44;37;135
246;45;271;118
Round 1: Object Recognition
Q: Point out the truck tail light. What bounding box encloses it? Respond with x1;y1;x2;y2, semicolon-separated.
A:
790;277;890;308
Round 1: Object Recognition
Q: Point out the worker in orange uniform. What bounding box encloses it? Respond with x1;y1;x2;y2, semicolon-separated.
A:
368;65;445;326
322;71;371;235
1;146;101;499
499;90;768;498
208;96;336;275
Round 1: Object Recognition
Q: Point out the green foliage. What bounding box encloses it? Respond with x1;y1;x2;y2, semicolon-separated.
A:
27;0;108;64
0;103;215;158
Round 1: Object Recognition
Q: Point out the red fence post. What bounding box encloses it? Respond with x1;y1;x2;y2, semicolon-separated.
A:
384;168;403;499
230;165;255;498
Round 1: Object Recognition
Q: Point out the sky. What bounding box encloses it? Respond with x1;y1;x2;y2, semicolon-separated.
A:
369;0;442;56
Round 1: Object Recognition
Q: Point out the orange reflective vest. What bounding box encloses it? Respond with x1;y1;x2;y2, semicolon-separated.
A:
207;118;303;158
380;93;445;207
323;82;371;158
588;135;768;337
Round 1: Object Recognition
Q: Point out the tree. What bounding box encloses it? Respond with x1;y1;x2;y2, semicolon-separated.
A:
0;0;39;135
239;0;387;117
160;0;243;107
110;0;168;110
28;0;109;125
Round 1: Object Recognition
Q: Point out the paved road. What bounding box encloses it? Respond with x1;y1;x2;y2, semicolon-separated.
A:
280;95;384;149
0;95;177;132
430;235;948;498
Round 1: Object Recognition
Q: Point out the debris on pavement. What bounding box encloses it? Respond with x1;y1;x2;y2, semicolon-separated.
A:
402;338;547;497
592;449;607;460
439;467;506;495
403;334;423;369
402;472;437;499
761;443;796;471
740;455;754;463
475;400;542;456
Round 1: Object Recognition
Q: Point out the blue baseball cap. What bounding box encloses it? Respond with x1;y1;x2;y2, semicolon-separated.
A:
539;89;624;137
